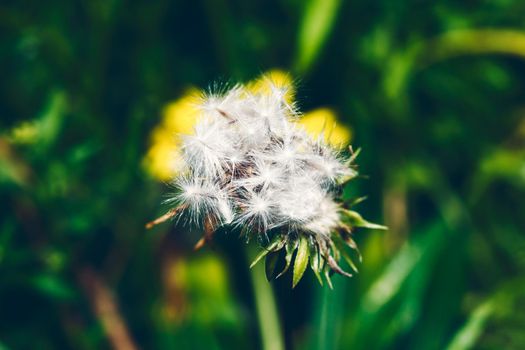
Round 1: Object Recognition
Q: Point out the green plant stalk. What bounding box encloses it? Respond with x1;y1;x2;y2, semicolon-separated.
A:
294;0;342;73
248;247;285;350
445;300;494;350
313;279;345;350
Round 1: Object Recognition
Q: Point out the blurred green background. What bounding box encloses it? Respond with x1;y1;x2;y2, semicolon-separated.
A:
2;0;525;349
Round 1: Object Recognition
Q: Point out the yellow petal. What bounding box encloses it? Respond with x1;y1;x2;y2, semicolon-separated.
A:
143;132;183;181
248;69;295;104
143;89;201;180
162;88;201;135
299;108;352;147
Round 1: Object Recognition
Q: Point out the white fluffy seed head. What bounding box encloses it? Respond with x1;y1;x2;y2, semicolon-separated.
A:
233;157;283;191
276;177;326;225
234;189;278;234
301;196;341;237
170;81;355;240
170;175;232;226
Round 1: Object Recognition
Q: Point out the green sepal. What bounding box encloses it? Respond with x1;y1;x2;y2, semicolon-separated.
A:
332;234;359;273
309;243;324;286
265;251;280;281
345;196;368;208
292;236;310;288
342;209;388;230
250;235;285;268
324;266;334;290
347;147;361;164
337;169;358;185
276;239;298;279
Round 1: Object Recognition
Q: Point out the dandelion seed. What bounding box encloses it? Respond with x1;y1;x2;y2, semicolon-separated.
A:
234;189;277;234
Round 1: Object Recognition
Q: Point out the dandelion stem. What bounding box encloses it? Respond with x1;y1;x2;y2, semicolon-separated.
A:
248;246;284;350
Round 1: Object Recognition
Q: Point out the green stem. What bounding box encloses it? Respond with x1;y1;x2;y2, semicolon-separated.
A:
317;286;331;350
423;29;525;65
314;280;344;350
248;247;284;350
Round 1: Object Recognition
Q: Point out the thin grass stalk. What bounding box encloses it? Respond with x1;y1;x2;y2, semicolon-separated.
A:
248;247;284;350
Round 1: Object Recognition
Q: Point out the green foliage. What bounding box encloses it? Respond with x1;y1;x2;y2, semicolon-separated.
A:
2;0;525;349
295;0;342;73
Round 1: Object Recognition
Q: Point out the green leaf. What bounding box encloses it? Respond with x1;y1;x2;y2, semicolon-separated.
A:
342;209;388;230
293;237;310;288
295;0;342;73
445;300;494;350
347;221;450;347
30;274;75;300
38;91;67;149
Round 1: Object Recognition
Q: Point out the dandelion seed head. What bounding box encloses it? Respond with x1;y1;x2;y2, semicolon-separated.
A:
234;189;278;234
302;196;340;237
170;80;356;239
157;77;378;284
276;178;326;226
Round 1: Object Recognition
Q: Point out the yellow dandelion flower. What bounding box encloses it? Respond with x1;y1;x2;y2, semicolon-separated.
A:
143;133;183;181
143;89;200;180
248;69;295;104
162;89;201;134
299;108;352;146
